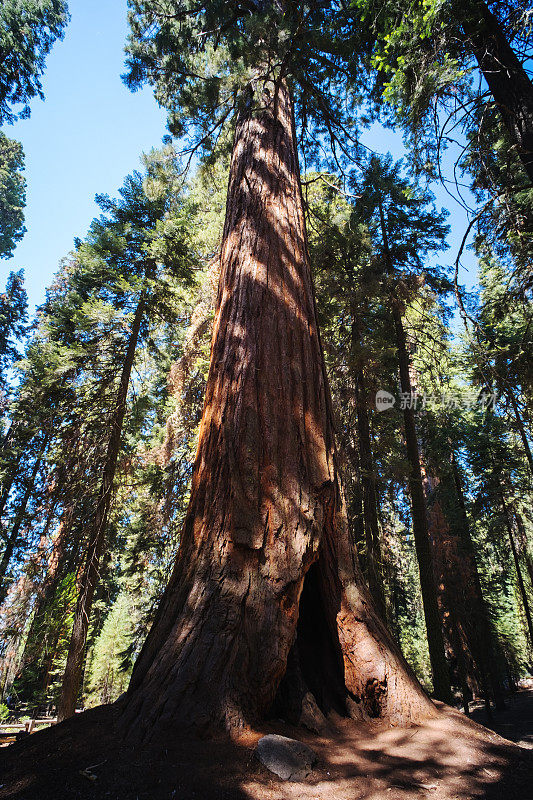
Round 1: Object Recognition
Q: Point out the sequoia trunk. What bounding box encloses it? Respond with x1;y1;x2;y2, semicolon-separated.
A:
57;292;146;721
120;81;433;741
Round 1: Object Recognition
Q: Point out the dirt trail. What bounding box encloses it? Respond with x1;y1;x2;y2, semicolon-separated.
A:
1;696;532;800
470;688;533;749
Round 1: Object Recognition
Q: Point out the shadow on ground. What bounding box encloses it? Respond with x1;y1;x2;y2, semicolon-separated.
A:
470;688;533;749
1;694;532;800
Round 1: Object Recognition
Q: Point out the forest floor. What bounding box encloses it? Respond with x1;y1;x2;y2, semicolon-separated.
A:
1;692;532;800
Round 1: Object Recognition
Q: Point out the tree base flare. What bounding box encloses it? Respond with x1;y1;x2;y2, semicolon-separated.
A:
2;697;532;800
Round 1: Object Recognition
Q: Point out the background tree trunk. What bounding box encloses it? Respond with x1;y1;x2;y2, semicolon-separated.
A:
354;367;387;620
450;453;505;709
499;490;533;650
0;434;49;605
391;303;452;703
463;0;533;183
57;292;146;721
120;80;433;743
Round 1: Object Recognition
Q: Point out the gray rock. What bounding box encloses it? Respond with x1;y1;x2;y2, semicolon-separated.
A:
256;734;318;781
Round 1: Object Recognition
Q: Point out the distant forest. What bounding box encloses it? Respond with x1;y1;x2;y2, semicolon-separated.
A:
0;0;531;732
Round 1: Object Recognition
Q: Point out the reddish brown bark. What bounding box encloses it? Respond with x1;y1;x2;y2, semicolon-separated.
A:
120;81;433;741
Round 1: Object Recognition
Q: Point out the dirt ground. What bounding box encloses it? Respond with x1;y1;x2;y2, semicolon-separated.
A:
1;693;532;800
470;688;533;749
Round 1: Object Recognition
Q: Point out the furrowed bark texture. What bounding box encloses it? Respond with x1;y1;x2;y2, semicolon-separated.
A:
121;82;433;741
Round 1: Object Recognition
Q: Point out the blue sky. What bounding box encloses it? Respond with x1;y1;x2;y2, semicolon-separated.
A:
1;0;477;317
1;0;167;314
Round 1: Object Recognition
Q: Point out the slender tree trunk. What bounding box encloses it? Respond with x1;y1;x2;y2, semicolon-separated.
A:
462;0;533;183
57;292;146;721
499;490;533;649
514;509;533;592
17;505;75;697
450;453;505;709
0;469;17;520
354;367;387;619
507;390;533;477
377;203;451;702
0;434;49;605
392;309;451;702
119;81;433;742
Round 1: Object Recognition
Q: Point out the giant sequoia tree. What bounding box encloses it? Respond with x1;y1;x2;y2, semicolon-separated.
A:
118;1;433;738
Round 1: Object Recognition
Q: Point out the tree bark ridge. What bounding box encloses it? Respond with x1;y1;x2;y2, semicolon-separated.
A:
120;81;433;741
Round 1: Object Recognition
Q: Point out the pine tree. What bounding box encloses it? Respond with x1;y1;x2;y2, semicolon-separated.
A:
57;164;197;720
0;136;26;259
352;155;453;702
0;0;69;124
0;270;27;390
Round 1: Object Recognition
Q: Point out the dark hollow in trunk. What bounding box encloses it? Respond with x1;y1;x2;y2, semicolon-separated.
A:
118;80;434;743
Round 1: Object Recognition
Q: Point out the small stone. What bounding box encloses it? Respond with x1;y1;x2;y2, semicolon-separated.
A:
256;734;318;781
